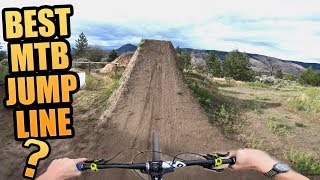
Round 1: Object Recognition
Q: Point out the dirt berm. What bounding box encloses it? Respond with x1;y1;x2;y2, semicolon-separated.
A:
77;40;265;179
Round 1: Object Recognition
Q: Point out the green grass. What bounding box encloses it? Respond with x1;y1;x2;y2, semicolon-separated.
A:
137;39;145;51
185;72;240;135
285;150;320;176
74;104;88;113
267;116;291;136
241;132;266;149
85;74;103;91
186;78;214;111
268;115;282;122
75;72;121;124
295;122;307;128
246;101;266;114
106;81;119;97
214;105;241;134
98;78;120;106
287;87;320;113
243;82;269;88
109;71;122;81
255;94;271;101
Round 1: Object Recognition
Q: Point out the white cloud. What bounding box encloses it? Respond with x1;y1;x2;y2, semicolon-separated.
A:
0;0;320;63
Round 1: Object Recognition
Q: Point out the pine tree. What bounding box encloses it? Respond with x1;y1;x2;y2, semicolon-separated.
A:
275;69;284;79
223;50;254;81
73;32;88;59
206;52;222;77
108;49;118;62
181;52;191;71
175;46;182;55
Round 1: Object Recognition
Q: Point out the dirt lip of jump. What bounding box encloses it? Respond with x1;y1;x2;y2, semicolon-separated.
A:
79;39;265;179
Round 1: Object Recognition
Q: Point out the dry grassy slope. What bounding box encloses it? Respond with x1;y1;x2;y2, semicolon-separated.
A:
77;40;265;179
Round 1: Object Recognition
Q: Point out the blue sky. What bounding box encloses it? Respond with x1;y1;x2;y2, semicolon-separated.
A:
1;0;320;63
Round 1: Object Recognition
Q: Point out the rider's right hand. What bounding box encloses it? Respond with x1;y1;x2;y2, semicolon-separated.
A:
229;149;310;180
228;148;278;173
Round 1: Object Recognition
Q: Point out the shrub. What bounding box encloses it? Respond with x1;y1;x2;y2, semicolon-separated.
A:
0;59;9;83
109;71;122;81
287;87;320;113
137;39;145;51
284;75;297;81
256;75;299;87
85;74;101;91
298;67;320;86
87;46;107;62
267;115;292;136
275;69;284;79
242;132;265;149
285;150;320;175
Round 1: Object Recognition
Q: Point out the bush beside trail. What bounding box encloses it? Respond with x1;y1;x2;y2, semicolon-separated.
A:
0;59;8;84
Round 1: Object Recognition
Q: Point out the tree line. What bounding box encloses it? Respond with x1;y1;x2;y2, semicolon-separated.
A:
177;48;255;81
176;47;320;86
73;32;118;62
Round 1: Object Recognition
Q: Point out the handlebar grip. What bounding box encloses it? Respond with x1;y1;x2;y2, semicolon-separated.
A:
76;163;85;171
222;157;236;165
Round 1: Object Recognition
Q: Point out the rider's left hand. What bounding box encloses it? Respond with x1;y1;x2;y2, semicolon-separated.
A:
37;158;87;180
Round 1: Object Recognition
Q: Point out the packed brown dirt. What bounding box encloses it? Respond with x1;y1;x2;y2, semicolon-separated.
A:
0;40;265;179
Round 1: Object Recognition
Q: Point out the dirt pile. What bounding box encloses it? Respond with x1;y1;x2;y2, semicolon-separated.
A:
99;52;134;74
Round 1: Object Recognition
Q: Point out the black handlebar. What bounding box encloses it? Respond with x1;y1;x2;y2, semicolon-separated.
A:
78;163;147;170
76;157;236;171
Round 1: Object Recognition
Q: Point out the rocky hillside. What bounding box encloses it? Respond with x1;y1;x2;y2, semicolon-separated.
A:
115;44;320;76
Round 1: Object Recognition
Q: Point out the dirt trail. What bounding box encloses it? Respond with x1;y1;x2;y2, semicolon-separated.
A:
0;40;264;179
77;40;264;179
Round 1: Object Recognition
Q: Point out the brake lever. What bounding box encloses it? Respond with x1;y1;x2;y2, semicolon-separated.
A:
202;152;231;171
204;152;230;159
84;159;108;165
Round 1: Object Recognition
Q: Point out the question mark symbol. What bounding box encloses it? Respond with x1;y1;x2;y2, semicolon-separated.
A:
23;139;51;179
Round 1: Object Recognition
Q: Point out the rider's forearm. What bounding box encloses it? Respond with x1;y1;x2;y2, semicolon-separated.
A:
252;157;309;180
36;172;61;180
274;170;309;180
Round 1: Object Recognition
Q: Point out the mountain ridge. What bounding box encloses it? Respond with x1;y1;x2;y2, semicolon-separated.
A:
115;44;320;75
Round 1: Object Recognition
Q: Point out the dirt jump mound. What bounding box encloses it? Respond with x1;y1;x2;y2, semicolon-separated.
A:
99;52;134;74
0;39;264;180
79;40;264;179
